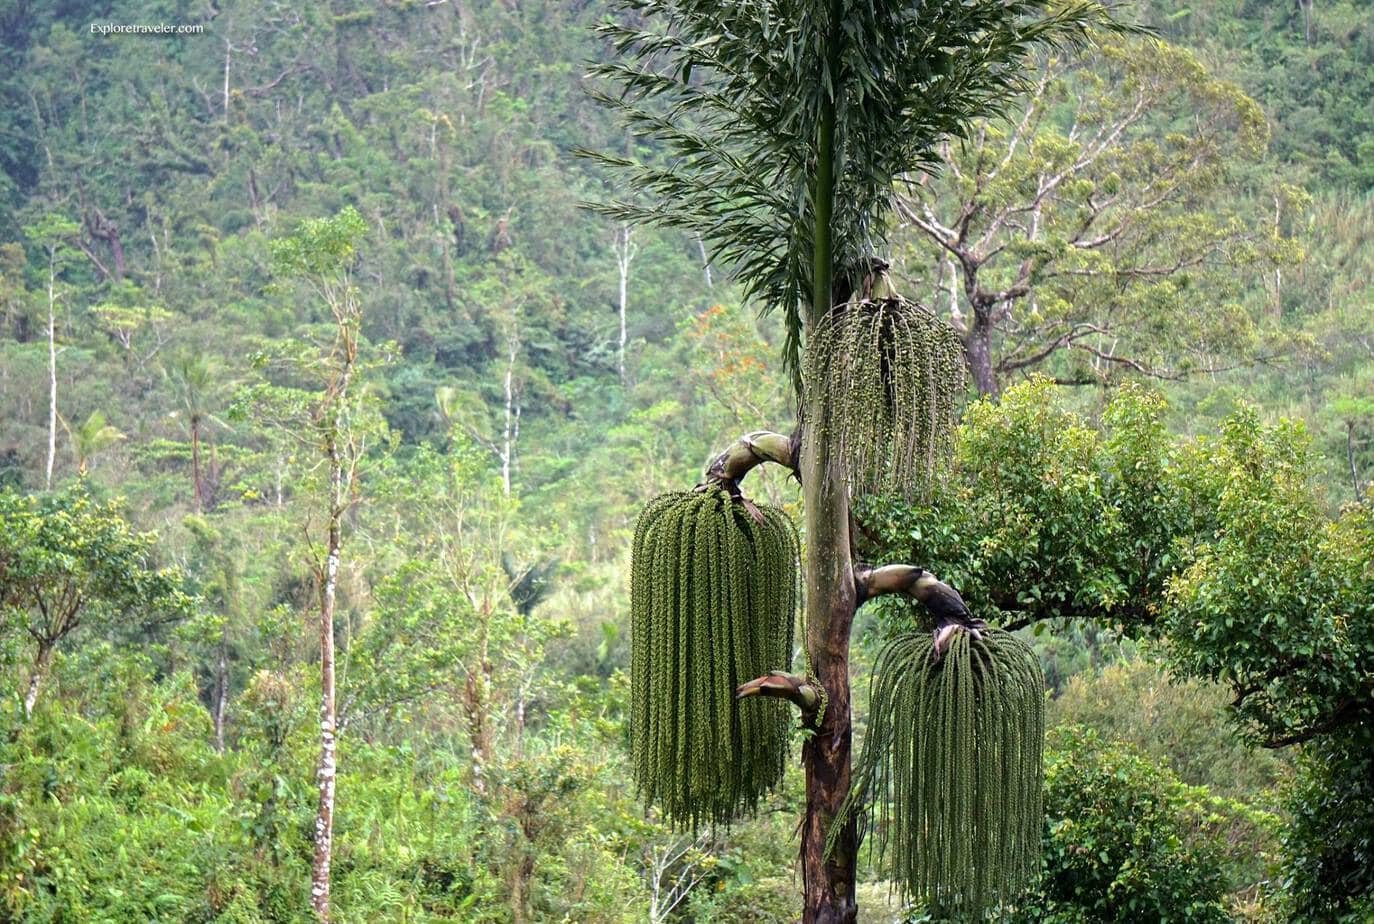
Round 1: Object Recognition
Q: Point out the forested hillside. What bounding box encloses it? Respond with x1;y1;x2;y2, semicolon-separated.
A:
0;0;1371;921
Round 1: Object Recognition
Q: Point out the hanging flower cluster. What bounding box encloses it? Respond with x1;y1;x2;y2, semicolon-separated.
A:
629;487;798;828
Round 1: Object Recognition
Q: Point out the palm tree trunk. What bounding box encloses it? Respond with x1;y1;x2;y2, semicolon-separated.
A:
191;414;204;513
799;15;859;916
799;426;858;923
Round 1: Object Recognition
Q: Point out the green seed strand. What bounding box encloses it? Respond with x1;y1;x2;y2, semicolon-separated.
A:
804;297;966;499
628;489;798;830
834;627;1045;916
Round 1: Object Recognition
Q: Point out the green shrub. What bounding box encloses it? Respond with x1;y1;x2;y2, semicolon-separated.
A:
1283;726;1374;922
1012;727;1241;923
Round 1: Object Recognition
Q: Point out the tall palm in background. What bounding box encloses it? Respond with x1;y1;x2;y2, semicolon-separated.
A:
64;410;125;475
165;352;229;513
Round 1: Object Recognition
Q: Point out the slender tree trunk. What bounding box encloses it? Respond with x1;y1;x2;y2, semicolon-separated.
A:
613;223;636;383
24;640;54;719
1348;421;1364;504
799;11;859;917
311;439;343;922
46;250;57;490
213;632;229;752
502;334;518;497
191;414;204;514
223;40;232;121
464;617;493;795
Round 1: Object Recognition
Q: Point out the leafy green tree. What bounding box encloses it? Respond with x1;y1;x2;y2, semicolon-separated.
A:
863;380;1374;914
894;37;1297;395
1013;727;1243;923
590;2;1119;919
1283;726;1374;923
1162;407;1373;751
0;484;192;718
1138;0;1374;191
242;205;381;922
1050;655;1289;801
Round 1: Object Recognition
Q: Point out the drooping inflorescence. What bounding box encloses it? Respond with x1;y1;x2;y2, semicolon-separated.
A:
804;297;966;498
839;627;1044;915
629;488;799;829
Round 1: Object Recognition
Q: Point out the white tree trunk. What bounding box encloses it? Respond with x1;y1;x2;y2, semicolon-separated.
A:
24;643;53;719
311;451;342;922
613;223;638;383
46;251;57;490
646;832;712;924
213;636;229;752
696;235;712;290
223;41;232;121
502;335;518;497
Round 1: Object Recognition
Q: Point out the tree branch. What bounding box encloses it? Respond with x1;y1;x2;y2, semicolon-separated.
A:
699;430;799;492
1259;693;1372;749
854;563;923;602
736;671;820;714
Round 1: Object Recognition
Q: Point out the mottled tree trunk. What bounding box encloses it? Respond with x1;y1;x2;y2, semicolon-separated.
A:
24;641;54;719
311;438;343;922
463;614;493;795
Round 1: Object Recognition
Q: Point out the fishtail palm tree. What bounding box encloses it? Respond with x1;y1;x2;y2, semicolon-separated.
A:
587;2;1132;920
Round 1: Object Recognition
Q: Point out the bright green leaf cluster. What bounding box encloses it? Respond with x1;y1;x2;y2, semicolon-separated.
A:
1013;726;1236;923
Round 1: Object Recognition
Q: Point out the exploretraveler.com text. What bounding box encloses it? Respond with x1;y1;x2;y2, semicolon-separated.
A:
90;22;204;36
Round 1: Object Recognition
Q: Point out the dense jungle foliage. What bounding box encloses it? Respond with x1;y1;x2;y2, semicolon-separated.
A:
0;0;1371;920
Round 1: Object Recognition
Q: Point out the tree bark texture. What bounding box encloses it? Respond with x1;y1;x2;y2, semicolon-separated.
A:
964;314;1000;399
310;448;342;922
24;641;54;719
800;424;858;924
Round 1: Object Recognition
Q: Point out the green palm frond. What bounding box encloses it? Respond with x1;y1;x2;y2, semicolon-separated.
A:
583;0;1130;381
65;410;126;472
